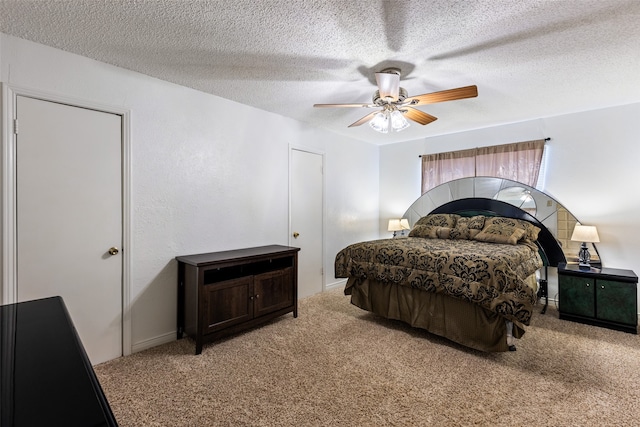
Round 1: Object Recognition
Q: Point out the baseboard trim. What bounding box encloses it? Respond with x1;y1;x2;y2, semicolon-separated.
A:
325;279;347;291
131;331;175;354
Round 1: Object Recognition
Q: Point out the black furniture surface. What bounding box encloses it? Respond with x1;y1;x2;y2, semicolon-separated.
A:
0;296;118;426
177;245;300;354
558;263;638;334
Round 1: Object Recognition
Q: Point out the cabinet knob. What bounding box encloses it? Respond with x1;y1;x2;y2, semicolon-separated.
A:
601;285;605;289
255;294;259;299
585;283;590;287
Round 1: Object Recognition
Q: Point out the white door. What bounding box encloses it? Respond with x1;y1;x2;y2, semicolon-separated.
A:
291;149;324;299
16;95;123;365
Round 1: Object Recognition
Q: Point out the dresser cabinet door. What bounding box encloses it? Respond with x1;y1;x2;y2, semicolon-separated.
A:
253;267;294;317
596;279;637;325
559;275;595;318
203;276;253;333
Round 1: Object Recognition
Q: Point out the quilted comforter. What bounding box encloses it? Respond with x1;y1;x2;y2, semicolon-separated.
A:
335;237;543;325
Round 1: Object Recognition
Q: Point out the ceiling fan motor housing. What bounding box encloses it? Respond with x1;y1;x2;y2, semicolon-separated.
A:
373;87;408;105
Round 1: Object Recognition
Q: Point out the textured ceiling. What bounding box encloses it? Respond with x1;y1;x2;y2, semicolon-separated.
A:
1;0;639;145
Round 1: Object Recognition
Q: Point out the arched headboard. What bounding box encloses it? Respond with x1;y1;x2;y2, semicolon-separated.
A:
403;176;598;267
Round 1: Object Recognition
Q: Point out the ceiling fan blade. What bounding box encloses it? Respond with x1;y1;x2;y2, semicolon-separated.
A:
375;72;400;101
313;103;373;108
408;85;478;105
402;107;438;125
348;111;380;127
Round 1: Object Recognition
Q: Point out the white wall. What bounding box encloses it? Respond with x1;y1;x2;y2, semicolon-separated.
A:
380;105;640;310
0;33;379;352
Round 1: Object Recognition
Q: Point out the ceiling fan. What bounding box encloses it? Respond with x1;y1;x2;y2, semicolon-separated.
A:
313;68;478;133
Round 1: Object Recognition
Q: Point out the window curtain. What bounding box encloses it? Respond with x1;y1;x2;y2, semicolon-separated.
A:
420;139;545;194
475;140;545;187
421;148;476;194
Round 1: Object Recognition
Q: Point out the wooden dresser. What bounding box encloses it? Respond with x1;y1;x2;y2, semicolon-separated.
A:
176;245;300;354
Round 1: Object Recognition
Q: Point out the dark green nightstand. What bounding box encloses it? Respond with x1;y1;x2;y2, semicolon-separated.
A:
558;263;638;334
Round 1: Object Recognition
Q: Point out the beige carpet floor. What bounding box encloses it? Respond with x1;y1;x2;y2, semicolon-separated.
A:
95;289;640;426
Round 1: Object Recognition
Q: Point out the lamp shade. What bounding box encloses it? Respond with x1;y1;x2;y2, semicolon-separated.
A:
370;112;390;134
388;219;402;232
571;225;600;243
399;218;410;230
389;110;410;132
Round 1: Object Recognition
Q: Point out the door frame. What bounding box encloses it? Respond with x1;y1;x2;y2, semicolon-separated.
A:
1;83;133;356
288;145;326;292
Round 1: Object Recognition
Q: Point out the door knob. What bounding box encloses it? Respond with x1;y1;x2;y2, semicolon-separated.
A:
293;232;300;238
108;247;119;255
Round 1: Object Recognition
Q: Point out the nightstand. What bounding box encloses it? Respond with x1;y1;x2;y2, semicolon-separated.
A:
558;263;638;334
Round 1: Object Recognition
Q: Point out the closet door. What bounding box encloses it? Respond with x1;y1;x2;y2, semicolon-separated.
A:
290;148;324;299
16;95;123;365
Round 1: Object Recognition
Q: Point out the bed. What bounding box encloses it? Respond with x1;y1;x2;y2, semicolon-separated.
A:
335;198;565;352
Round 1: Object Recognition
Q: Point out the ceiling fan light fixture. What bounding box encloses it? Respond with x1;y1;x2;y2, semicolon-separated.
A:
390;110;410;132
369;109;411;134
369;111;390;133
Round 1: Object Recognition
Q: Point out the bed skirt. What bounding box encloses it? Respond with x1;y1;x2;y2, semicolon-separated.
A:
345;277;529;352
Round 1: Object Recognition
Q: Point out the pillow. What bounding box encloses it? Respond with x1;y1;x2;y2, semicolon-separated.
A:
448;215;486;240
482;217;541;242
520;221;541;242
473;224;526;245
436;227;452;239
415;213;460;228
408;224;440;239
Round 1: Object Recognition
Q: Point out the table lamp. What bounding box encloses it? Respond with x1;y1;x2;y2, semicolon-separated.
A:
388;218;410;237
570;224;599;268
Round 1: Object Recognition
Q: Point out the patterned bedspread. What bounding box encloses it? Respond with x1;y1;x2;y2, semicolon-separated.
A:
335;237;543;325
